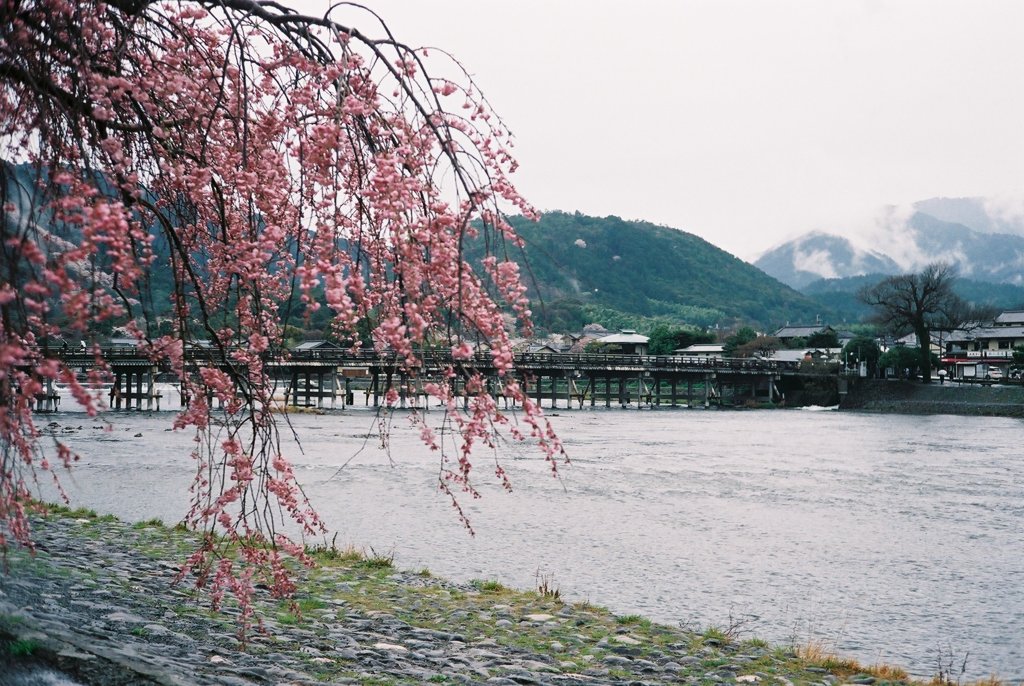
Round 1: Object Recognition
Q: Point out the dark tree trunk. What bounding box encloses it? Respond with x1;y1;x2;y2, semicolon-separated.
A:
915;324;932;382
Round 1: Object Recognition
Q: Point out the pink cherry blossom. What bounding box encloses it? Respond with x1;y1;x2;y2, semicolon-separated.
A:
0;0;567;635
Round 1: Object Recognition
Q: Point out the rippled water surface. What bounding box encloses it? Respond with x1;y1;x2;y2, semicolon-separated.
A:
42;402;1023;679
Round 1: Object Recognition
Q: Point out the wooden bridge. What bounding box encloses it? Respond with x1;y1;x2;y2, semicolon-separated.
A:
40;346;817;412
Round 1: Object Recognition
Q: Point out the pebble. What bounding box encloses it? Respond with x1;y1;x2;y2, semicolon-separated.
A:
0;517;878;686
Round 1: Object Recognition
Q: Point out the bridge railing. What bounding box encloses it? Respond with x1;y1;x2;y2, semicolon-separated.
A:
258;348;795;373
39;345;802;374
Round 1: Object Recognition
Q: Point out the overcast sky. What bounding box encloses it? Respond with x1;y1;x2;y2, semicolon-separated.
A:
295;0;1024;261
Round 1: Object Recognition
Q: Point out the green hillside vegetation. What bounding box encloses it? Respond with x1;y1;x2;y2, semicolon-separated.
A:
4;162;181;336
13;155;902;342
490;212;825;333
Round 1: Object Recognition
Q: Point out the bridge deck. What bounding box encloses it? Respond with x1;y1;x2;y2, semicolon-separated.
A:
51;347;798;377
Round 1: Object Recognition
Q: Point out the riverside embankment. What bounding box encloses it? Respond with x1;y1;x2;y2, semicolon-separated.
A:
2;513;911;686
839;378;1024;417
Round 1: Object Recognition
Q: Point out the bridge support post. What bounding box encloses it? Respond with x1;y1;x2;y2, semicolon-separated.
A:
111;371;123;409
37;377;59;412
147;366;156;411
289;369;299;407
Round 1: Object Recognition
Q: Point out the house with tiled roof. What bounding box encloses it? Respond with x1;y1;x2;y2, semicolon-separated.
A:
773;323;836;345
595;329;649;355
675;343;724;359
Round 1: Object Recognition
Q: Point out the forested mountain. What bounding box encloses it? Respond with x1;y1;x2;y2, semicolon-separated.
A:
800;274;1024;324
485;212;826;332
3;161;180;332
3;158;856;336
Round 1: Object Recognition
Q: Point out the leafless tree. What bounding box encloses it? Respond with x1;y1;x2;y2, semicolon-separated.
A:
859;263;992;383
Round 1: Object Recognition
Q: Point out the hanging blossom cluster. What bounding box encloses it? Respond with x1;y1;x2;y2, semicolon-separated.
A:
0;0;565;621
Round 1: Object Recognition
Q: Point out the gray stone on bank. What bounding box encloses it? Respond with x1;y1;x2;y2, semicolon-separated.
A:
0;515;912;686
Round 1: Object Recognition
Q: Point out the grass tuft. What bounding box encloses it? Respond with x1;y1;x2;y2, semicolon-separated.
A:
472;579;508;593
798;640;909;681
296;597;326;614
361;547;395;569
535;570;560;601
964;677;1005;686
305;535;366;564
6;638;39;657
46;503;99;519
702;626;730;644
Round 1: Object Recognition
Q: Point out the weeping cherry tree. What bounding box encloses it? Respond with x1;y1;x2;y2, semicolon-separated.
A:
0;0;565;627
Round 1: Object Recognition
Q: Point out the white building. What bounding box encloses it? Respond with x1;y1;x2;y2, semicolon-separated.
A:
595;329;650;355
941;311;1024;379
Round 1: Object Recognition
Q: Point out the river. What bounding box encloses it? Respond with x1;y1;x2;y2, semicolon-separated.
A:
33;398;1024;680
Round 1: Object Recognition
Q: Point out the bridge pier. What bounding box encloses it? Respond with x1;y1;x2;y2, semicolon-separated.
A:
279;367;338;408
34;377;60;413
109;367;161;411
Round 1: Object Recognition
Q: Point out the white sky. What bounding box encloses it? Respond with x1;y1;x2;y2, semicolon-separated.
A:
294;0;1024;260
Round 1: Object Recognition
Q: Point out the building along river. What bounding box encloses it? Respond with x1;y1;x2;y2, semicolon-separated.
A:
36;403;1024;681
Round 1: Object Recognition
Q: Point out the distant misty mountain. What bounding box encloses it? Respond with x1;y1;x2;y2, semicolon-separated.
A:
753;232;899;291
755;197;1024;290
912;196;1024;235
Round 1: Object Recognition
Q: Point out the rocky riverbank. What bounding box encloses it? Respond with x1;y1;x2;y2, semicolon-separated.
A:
1;512;916;686
839;379;1024;417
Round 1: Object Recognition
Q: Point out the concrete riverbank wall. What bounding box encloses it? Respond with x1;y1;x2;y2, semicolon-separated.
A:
840;378;1024;417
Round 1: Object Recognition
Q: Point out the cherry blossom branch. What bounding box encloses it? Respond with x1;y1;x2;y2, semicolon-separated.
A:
1;0;566;634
